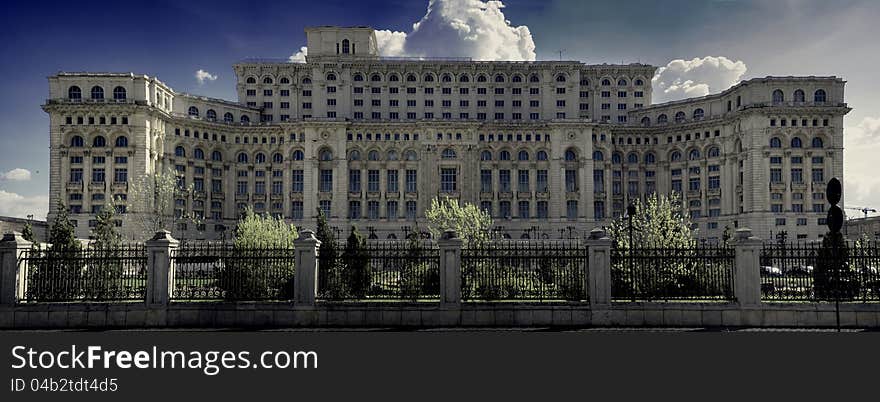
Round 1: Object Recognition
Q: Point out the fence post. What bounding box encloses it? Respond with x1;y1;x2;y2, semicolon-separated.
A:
732;227;762;306
145;230;178;306
0;232;32;306
438;230;462;306
585;228;613;306
294;230;321;306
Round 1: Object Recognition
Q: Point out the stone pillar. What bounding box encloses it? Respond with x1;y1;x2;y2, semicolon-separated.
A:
585;227;613;306
294;229;321;306
438;230;463;306
732;227;762;306
145;230;179;306
0;232;33;306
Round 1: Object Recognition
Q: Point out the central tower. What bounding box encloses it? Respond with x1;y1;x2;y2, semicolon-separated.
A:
304;26;380;60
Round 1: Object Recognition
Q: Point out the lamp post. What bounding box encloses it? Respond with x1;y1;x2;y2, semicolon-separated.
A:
625;202;638;302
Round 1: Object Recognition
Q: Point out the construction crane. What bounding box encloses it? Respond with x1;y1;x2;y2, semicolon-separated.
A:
846;207;877;219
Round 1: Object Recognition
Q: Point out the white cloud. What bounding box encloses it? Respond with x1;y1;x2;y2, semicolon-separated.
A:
844;116;880;217
288;46;307;63
846;116;880;145
651;56;748;103
194;69;218;84
0;168;31;182
289;0;535;61
0;190;48;220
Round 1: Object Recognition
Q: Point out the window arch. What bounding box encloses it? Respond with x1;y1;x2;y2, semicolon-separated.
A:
441;148;457;159
536;150;548;161
388;73;399;82
279;77;290;84
708;147;720;158
814;89;827;103
70;135;84;147
349;150;361;161
224;112;234;123
494;74;505;83
529;74;539;83
326;73;337;81
627;153;639;164
477;74;488;83
793;89;805;103
459;74;470;83
188;106;199;117
657;114;668;124
301;77;312;84
674;111;686;123
772;89;784;104
617;78;627;86
262;77;273;84
512;75;523;83
114;136;128;147
237;152;248;163
601;79;611;86
353;73;364;82
368;150;380;161
635;79;644;86
404;150;418;161
611;152;622;164
90;86;104;100
555;74;566;82
644;153;656;164
671;151;682;162
92;136;106;147
592;150;604;161
211;151;223;161
770;137;782;148
291;150;304;161
811;137;824;148
499;150;511;161
175;146;186;157
112;86;126;100
68;86;81;100
273;153;283;163
369;73;381;82
206;109;217;120
341;39;350;54
693;108;704;120
688;149;701;160
480;150;492;161
641;116;651;127
240;115;250;124
406;74;417;82
319;149;333;161
255;153;267;164
565;149;578;161
387;150;398;161
193;148;205;160
791;137;803;148
246;77;256;84
441;73;453;83
423;74;435;82
517;150;529;161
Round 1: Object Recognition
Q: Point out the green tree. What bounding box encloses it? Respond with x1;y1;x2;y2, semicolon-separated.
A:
342;226;370;298
21;222;36;243
315;208;343;299
126;166;200;240
233;207;299;248
425;196;493;246
86;202;125;300
607;193;696;249
30;200;83;301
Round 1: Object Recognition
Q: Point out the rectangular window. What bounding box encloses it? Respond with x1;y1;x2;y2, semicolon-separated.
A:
791;168;803;184
291;201;304;220
349;201;361;219
565;170;578;192
349;170;361;192
708;176;720;189
387;201;398;219
320;169;333;192
292;170;304;193
499;201;511;218
481;170;492;192
368;170;380;192
518;170;529;192
236;181;248;195
537;201;548;219
499;170;511;192
440;168;457;192
770;169;783;183
566;200;578;220
387;170;398;192
319;200;331;217
518;201;530;219
406;201;417;220
537;170;548;192
113;168;127;183
812;168;824;183
367;201;379;220
92;168;105;183
405;170;417;192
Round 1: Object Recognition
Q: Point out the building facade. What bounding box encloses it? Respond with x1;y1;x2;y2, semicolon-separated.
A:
42;27;849;241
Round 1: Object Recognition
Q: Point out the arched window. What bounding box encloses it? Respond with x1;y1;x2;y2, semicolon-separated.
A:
793;89;805;103
555;74;566;82
529;75;539;83
791;137;802;148
424;74;434;82
459;74;470;83
368;150;380;161
644;153;656;164
349;150;361;160
353;74;364;82
601;79;611;86
565;149;578;161
112;86;126;100
611;153;622;164
240;115;250;124
627;153;638;164
708;147;720;158
657;114;668;124
770;137;782;148
273;153;283;163
674;111;686;123
537;150;548;161
341;39;350;54
814;89;827;103
188;106;199;117
387;150;398;161
92;136;106;147
90;86;104;100
442;74;452;82
263;77;273;84
772;89;784;104
617;78;627;86
193;148;205;160
812;137;824;148
301;77;311;84
292;150;304;161
477;75;488;83
224;112;234;123
406;74;416;82
114;136;128;147
320;150;333;161
404;150;418;161
234;152;247;163
211;151;223;161
494;74;505;83
326;73;337;81
517;150;529;161
688;149;700;160
246;77;256;84
175;146;186;157
512;75;523;83
388;74;399;82
593;151;604;161
280;77;290;84
693;108;704;120
206;109;216;120
441;148;456;159
635;79;644;86
68;86;81;100
70;135;84;147
255;153;266;164
499;150;511;161
641;117;651;127
671;151;682;162
480;150;492;161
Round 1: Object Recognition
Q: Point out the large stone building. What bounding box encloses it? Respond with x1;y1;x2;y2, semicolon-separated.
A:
42;26;849;241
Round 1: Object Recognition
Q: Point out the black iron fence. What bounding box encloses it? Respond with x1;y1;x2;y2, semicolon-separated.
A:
611;246;735;302
760;242;880;302
18;245;147;302
317;241;440;301
170;243;296;301
461;241;588;301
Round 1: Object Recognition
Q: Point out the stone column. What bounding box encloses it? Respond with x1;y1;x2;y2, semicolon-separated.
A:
585;228;613;306
732;227;762;306
438;230;463;306
0;232;33;306
294;229;321;306
145;230;179;306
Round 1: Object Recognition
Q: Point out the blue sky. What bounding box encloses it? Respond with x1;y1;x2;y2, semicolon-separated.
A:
2;0;880;219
